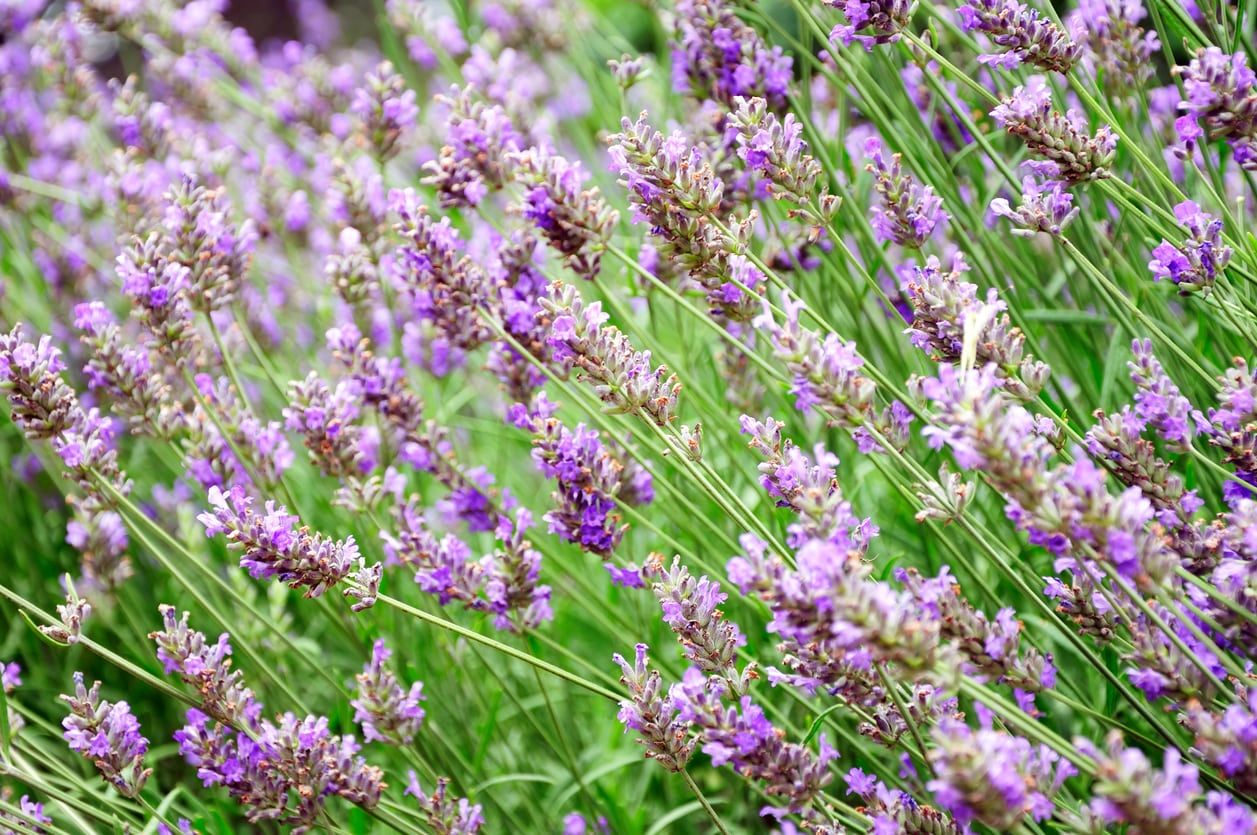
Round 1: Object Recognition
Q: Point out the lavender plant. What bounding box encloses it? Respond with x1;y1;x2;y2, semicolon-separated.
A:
3;0;1257;831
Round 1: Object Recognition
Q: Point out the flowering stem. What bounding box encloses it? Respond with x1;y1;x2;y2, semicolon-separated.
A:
875;663;936;778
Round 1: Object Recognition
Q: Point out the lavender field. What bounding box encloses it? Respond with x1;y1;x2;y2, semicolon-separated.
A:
2;0;1257;831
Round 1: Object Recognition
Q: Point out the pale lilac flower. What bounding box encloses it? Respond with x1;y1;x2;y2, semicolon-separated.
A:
671;0;791;110
1147;200;1231;294
150;605;261;728
351;61;418;161
613;644;696;772
865;136;948;248
352;640;426;745
989;175;1080;237
406;772;485;834
958;0;1081;72
991;78;1117;182
61;673;152;798
828;0;913;48
1173;47;1257;168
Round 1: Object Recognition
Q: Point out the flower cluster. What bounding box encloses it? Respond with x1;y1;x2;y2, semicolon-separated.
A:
864;136;948;248
198;484;380;609
671;0;791;110
61;673;152;798
958;0;1081;72
1148;200;1232;294
352;640;427;746
992;78;1117;182
1173;47;1257;167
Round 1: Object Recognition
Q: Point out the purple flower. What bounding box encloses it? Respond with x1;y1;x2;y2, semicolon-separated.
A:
728;96;826;212
671;0;791;109
351;60;418;161
928;718;1074;828
903;255;1050;399
424;85;523;207
198;484;379;607
352;640;426;745
991;78;1117;182
1128;338;1198;447
608;113;766;322
958;0;1081;72
1147;200;1231;294
613;643;696;772
645;556;750;692
61;673;152;798
509;148;617;282
541;281;681;425
989;175;1080;237
1066;0;1159;94
150;605;261;728
177;709;383;830
670;667;836;813
1173;47;1257;168
406;772;485;834
828;0;913;48
865;136;948;248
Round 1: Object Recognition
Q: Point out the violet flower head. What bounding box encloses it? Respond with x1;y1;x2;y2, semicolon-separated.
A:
645;556;750;692
423;85;523;208
1182;681;1257;795
670;667;836;813
0;794;51;833
352;640;426;746
1147;200;1231;294
1128;339;1198;447
284;372;371;480
117;233;199;360
483;508;553;631
1173;47;1257;168
516;401;649;555
177;709;384;831
1079;732;1256;831
198;484;380;607
864;136;948;248
391;188;494;360
160;174;257;313
607;114;765;322
904;255;1050;399
150;605;261;728
671;0;791;110
541;281;681;426
928;719;1074;828
39;578;91;645
1066;0;1159;94
351;60;418;161
756;292;911;452
509;148;617;282
728;96;825;211
740;415;878;549
991;78;1117;183
406;772;485;834
0;325;76;440
382;498;486;611
73;301;182;439
989;175;1080;237
61;673;152;798
828;0;913;49
612;644;696;772
958;0;1081;72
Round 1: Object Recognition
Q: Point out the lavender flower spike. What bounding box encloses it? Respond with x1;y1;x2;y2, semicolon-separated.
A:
61;673;152;798
991;78;1117;183
406;772;485;834
1147;200;1232;295
353;640;426;746
990;175;1080;238
1173;47;1257;169
612;644;695;772
541;281;681;426
39;576;91;645
351;60;418;162
1128;338;1198;448
958;0;1081;73
928;718;1074;828
150;605;261;728
671;0;791;110
198;484;381;607
865;136;948;248
828;0;913;49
